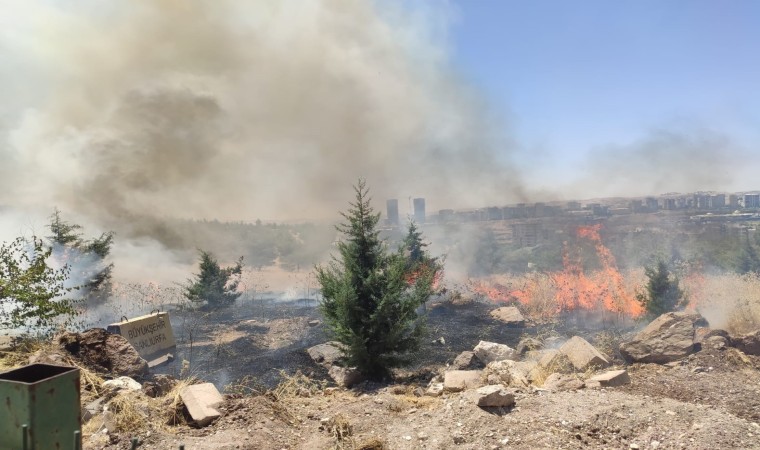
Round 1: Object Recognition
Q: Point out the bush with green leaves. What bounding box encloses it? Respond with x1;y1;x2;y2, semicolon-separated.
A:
316;180;436;378
184;250;243;309
0;236;79;331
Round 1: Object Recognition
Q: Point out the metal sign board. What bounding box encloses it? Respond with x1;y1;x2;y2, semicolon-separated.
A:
107;312;176;367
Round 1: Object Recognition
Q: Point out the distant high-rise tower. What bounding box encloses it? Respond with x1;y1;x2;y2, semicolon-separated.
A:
413;198;426;223
386;199;399;226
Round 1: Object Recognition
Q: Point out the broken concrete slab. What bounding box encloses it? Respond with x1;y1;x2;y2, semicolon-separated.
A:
180;383;224;427
559;336;610;371
584;369;631;388
473;340;516;364
489;306;526;327
471;385;515;407
443;370;483;392
307;342;343;368
328;365;364;388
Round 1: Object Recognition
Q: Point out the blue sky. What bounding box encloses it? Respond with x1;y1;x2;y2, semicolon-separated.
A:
446;0;760;191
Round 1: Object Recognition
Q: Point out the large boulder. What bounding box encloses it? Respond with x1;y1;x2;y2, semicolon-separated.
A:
731;329;760;356
620;312;704;363
473;341;516;364
489;307;526;327
558;336;610;371
58;328;148;377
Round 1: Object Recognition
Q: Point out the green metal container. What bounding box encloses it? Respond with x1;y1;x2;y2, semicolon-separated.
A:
0;363;81;450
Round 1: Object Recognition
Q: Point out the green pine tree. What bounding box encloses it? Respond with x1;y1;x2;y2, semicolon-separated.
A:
316;179;435;378
184;251;243;309
636;259;685;318
47;209;114;302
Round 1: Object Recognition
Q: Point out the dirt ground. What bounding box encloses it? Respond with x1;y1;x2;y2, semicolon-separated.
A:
86;299;760;450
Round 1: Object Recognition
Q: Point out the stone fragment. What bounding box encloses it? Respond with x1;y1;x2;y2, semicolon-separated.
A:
103;376;142;391
731;329;760;356
308;320;321;327
584;369;631;388
451;351;478;370
443;370;483;392
620;312;705;363
473;341;516;364
82;397;106;423
307;342;343;368
489;307;526;327
483;360;529;387
472;385;516;407
180;383;224;427
558;336;610;371
515;337;543;356
328;365;364;388
541;373;584;391
425;382;444;397
536;349;574;374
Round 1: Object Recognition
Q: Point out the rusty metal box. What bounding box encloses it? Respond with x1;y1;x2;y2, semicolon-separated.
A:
0;363;81;449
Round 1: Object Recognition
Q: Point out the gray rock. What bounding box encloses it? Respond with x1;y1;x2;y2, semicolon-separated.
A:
585;369;631;388
443;370;483;392
515;337;543;356
489;306;526;327
328;365;364;388
620;312;704;363
473;340;516;364
451;351;478;370
472;385;516;407
103;376;142;391
542;373;584;391
307;342;343;368
731;329;760;356
559;336;610;371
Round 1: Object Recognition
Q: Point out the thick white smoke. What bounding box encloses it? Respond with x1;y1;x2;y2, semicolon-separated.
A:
0;0;525;234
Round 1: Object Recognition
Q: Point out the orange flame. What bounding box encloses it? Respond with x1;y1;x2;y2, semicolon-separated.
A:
473;224;644;319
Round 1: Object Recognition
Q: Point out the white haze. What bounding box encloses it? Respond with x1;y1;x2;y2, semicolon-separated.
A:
0;0;525;235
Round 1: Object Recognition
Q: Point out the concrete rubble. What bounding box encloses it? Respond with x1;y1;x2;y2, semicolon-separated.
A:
180;383;225;427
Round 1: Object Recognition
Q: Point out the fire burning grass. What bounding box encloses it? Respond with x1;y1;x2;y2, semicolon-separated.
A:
471;224;644;323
